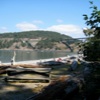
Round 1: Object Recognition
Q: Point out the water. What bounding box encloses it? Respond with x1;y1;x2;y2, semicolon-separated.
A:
0;50;75;63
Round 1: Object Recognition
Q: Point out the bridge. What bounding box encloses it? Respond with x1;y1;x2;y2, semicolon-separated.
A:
61;37;87;52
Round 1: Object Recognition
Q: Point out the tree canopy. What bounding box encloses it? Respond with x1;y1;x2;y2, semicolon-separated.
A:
83;1;100;61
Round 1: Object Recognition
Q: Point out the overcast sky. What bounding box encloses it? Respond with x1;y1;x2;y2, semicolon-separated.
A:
0;0;100;38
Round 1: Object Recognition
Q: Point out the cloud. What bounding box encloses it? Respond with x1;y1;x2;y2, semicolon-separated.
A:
16;22;84;38
56;19;63;23
0;27;8;33
33;20;44;24
16;22;38;31
46;24;84;38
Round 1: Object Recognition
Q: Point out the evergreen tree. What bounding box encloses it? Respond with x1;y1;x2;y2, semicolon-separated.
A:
83;1;100;61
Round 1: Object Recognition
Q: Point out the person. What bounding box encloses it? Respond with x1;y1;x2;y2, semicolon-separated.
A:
11;59;14;65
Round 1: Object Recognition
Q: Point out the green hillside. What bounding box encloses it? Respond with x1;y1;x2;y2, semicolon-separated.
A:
0;30;72;39
0;31;80;51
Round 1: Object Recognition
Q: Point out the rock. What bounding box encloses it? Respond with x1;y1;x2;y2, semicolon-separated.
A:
70;60;78;71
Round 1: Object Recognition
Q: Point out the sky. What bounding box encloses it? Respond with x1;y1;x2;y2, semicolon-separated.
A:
0;0;100;38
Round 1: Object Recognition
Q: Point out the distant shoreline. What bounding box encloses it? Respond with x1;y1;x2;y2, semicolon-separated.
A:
0;49;76;52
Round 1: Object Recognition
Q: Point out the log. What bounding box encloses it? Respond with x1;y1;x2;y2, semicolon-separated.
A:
7;67;51;73
5;67;52;83
6;67;51;76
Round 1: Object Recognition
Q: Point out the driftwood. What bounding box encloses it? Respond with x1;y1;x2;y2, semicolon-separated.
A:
26;77;83;100
26;62;100;100
4;67;52;83
0;66;10;74
7;67;51;72
11;64;45;68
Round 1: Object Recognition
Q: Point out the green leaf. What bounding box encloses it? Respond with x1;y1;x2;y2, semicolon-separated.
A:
83;14;88;20
89;1;93;4
83;14;87;16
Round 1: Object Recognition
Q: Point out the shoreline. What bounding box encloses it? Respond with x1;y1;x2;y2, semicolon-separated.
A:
2;56;67;65
2;54;80;66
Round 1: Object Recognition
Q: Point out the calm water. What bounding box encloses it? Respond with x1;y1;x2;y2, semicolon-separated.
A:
0;50;75;63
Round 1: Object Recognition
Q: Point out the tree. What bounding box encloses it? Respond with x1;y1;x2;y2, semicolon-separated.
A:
83;1;100;61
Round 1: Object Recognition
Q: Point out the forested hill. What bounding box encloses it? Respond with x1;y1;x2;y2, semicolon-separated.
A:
0;31;72;39
0;31;79;51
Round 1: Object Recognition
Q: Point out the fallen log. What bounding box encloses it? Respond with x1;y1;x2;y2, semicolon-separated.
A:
6;67;51;76
26;77;83;100
5;67;52;83
7;67;51;73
